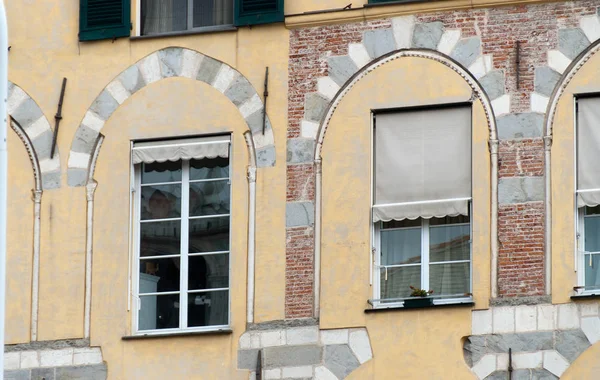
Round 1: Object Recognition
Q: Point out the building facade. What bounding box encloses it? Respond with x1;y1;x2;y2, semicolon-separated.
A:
4;0;600;378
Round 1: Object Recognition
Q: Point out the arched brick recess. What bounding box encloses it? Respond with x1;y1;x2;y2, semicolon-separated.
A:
8;81;60;190
67;47;275;187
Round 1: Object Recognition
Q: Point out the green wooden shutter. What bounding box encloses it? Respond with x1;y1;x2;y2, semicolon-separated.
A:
234;0;284;27
79;0;131;41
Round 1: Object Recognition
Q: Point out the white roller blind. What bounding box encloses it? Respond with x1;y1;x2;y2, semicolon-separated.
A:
132;135;230;164
373;106;472;222
577;97;600;207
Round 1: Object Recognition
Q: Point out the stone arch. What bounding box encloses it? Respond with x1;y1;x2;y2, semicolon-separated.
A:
8;81;61;190
67;47;275;187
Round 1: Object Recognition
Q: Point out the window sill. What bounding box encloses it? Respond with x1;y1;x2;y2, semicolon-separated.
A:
364;0;434;7
130;25;238;41
122;328;232;340
571;293;600;301
364;300;474;313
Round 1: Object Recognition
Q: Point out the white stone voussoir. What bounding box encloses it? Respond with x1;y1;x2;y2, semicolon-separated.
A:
240;94;263;119
348;43;372;69
7;85;28;114
181;49;204;79
580;316;600;344
348;329;372;364
106;80;131;105
68;151;91;170
315;365;339;380
531;92;549;113
438;29;461;56
320;329;349;345
82;110;106;132
491;94;510;117
391;16;415;49
318;77;340;100
548;50;572;74
138;53;162;85
213;65;237;93
543;350;569;377
472;354;496;380
580;15;600;44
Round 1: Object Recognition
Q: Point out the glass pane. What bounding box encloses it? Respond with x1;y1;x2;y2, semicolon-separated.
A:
140;221;181;257
380;266;421;300
139;258;181;293
380;228;421;265
141;0;187;35
188;290;229;327
193;0;233;28
142;161;182;184
585;215;600;252
189;254;229;290
138;294;180;330
429;262;470;297
190;157;229;181
189;217;230;253
190;180;230;217
141;184;181;220
429;224;470;262
584;254;600;290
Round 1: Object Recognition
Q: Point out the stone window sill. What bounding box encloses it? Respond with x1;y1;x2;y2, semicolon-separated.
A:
130;25;238;41
364;301;474;313
122;328;232;340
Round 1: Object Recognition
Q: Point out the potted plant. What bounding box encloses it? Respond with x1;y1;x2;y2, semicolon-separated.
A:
403;286;434;308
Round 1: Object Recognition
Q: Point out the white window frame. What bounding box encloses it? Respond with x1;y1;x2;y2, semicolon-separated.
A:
576;202;600;295
131;141;232;335
136;0;235;37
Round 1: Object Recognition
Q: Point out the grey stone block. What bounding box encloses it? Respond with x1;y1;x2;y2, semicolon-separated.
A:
71;124;99;154
32;367;55;380
225;75;255;107
197;56;222;85
256;145;276;168
363;29;396;59
286;202;315;227
4;370;30;380
68;168;89;187
12;97;43;129
531;369;558;380
327;56;358;87
497;113;544;140
158;47;183;78
485;332;553;353
498;177;544;205
554;329;590;362
55;364;107;380
42;171;62;190
451;37;481;68
479;70;505;101
90;90;119;121
534;67;561;97
8;81;14;96
238;349;260;370
463;335;486;367
412;21;444;49
262;345;322;369
485;371;509;380
324;344;360;379
304;93;329;123
287;138;315;164
31;130;54;161
118;65;146;94
559;28;590;60
512;369;532;380
245;108;271;136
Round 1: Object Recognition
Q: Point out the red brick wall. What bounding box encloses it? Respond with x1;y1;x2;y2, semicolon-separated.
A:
285;1;598;314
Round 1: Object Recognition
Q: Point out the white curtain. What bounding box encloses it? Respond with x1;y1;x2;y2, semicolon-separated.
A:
373;106;472;222
193;0;233;27
142;0;189;35
132;136;230;165
577;97;600;207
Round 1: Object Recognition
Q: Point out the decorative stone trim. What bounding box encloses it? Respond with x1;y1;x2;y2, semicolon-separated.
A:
67;47;276;187
8;81;61;190
465;302;600;379
238;326;372;379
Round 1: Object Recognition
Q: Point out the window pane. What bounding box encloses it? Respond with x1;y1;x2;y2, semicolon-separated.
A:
142;161;182;184
193;0;233;28
140;221;181;257
429;224;470;262
584;254;600;290
188;290;229;327
380;227;421;265
190;180;230;217
190;157;229;180
189;254;229;290
380;266;421;300
141;0;188;35
429;262;470;297
189;217;230;253
139;258;181;293
585;215;600;252
141;184;181;220
138;294;180;330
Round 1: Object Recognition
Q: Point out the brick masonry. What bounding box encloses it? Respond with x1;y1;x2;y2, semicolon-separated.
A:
285;1;600;312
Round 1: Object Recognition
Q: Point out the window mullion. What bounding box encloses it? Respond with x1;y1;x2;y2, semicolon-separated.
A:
133;165;142;333
180;160;191;329
187;0;194;31
422;219;430;292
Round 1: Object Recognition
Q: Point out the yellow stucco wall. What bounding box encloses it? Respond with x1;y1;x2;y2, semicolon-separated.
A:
319;56;491;378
